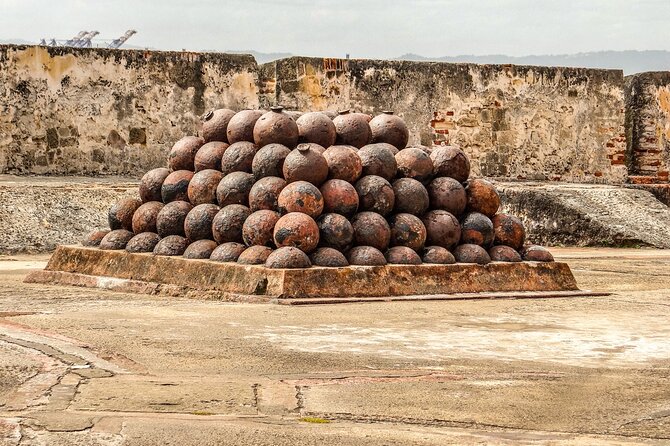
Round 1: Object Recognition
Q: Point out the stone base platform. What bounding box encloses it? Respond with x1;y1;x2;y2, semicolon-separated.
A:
23;245;602;304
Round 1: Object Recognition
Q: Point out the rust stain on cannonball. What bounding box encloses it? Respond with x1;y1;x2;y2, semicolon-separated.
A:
99;229;134;250
354;175;395;216
184;204;220;241
249;176;286;212
492;214;526;250
216;171;255;207
333;110;372;148
273;212;320;253
253;107;300;148
139;168;170;203
297;112;337;147
454;244;491;265
238;245;273;265
227;110;264;144
369;111;409;151
347;246;387;266
351;212;391;251
520;245;555;262
212;204;251;244
161;170;194;203
108;197;142;231
317;213;354;251
489;245;522;262
283;144;329;186
168;136;205;171
359;143;398;180
126;232;161;253
278;181;324;218
201;108;235;143
422;246;456;264
428;177;467;217
465;179;500;218
156;200;193;238
388;213;427;251
220;141;258;175
392;178;429;215
242;210;281;247
320;179;359;217
153;235;189;256
460;212;494;247
252;143;291;179
323;145;363;183
132;201;164;234
430;146;471;183
395;148;434;184
188;169;224;205
183;239;218;259
194;141;229;172
82;229;109;247
265;246;312;269
422;210;461;250
309;247;348;267
385;246;422;265
210;242;246;262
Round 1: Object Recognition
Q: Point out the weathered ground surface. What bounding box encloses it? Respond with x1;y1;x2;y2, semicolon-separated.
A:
0;248;668;445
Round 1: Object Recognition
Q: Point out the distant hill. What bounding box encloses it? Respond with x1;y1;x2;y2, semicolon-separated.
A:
396;51;670;75
221;50;293;64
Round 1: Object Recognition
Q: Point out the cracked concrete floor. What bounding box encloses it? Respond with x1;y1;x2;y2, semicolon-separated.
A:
0;248;669;445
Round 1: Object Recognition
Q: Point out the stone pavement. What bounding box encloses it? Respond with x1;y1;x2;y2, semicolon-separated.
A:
0;248;669;445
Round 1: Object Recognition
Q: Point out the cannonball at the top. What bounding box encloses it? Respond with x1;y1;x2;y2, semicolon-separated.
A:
265;246;312;269
132;201;164;234
395;147;434;184
309;247;348;267
108;197;142;231
465;178;500;218
188;169;224;205
320;179;359;218
139;168;170;203
369;111;409;151
168;136;204;171
252;143;291;179
354;175;395;216
283;144;329;186
201;108;235;143
277;181;324;218
220;141;258;175
249;176;286;212
161;170;194;203
333;110;372;148
227;110;264;144
454;244;491;265
520;245;554;262
216;171;255;207
183;239;218;259
347;246;387;266
392;178;429;215
156;200;193;238
492;213;526;250
99;229;134;250
296;112;337;148
428;177;467;217
351;212;391;251
430;146;470;183
194;141;228;172
385;246;422;265
126;232;161;253
184;204;220;241
358;143;398;180
253;107;299;148
273;212;320;253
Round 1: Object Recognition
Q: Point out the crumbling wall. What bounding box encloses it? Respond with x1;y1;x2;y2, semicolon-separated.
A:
260;57;627;183
0;45;259;175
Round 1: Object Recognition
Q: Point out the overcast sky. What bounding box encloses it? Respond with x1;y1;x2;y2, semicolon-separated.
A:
1;0;668;58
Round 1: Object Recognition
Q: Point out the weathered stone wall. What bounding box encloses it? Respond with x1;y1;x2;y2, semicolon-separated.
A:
260;57;627;183
0;45;259;175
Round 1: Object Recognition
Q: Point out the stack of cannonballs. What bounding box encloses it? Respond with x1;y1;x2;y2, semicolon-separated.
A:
84;106;554;268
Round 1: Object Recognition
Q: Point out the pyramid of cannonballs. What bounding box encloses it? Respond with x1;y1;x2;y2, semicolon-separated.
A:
84;106;555;268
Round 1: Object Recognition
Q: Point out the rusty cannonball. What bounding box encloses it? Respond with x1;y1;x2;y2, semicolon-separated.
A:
237;245;273;265
188;169;224;205
392;178;429;215
395;147;434;184
296;112;337;147
139;168;170;202
153;235;189;256
252;143;291;179
126;232;161;253
320;179;359;217
212;204;251;244
428;177;467;216
351;212;391;251
323;145;363;183
333;110;372;148
132;201;164;234
317;213;354;251
183;239;218;259
242;210;281;247
108;197;142;231
253;106;300;148
99;229;134;250
201;108;235;143
520;245;554;262
82;229;109;247
194;141;228;172
492;214;526;250
422;210;461;250
248;176;286;212
369;111;409;151
184;203;220;241
309;247;348;267
388;213;427;251
273;212;320;253
430;146;470;183
354;175;395;216
488;245;522;262
156;200;193;237
321;110;338;120
385;246;422;265
265;246;312;269
216;171;254;207
210;242;246;262
465;179;500;218
410;145;432;155
453;244;491;265
220;141;258;175
460;212;494;247
358;143;398;180
347;246;387;266
277;181;324;218
422;246;456;264
168;136;205;171
283;144;329;186
161;170;194;203
227;110;264;144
